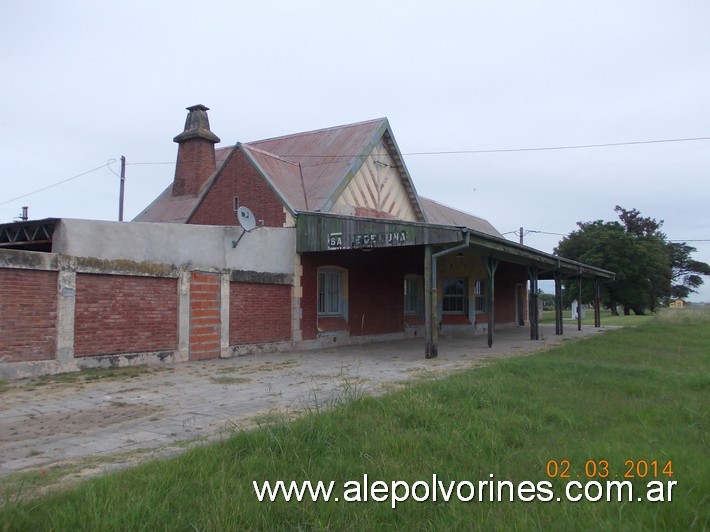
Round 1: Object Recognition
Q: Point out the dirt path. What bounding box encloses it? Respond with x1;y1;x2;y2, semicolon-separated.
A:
0;325;609;492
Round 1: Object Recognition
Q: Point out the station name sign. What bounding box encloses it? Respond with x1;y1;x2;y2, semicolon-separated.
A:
328;231;408;249
296;213;465;252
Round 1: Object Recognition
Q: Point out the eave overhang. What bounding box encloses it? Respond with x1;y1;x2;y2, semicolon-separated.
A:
295;212;614;280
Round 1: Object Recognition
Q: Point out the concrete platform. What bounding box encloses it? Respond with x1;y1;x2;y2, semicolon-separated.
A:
0;324;611;478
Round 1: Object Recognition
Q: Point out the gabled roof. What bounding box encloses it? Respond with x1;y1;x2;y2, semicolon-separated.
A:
418;197;502;238
133;146;232;223
240;118;425;220
134;118;429;224
136;118;499;231
132;185;197;223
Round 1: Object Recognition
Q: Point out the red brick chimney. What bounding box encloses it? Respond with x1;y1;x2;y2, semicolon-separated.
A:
172;104;221;197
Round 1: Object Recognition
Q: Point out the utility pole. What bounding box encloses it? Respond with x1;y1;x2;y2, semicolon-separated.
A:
118;155;126;221
519;226;524;245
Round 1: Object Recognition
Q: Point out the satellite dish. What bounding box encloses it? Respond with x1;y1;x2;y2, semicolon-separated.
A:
236;206;257;232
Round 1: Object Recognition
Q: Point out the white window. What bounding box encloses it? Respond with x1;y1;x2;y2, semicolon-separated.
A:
318;270;343;316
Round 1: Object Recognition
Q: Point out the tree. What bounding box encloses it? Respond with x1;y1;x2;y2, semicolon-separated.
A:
538;291;556;310
613;206;664;238
555;219;665;315
554;206;708;315
667;242;710;300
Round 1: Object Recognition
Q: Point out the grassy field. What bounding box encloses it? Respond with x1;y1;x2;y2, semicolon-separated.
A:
1;310;708;530
540;308;654;327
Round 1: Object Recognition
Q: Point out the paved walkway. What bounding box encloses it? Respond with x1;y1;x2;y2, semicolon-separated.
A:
0;325;609;478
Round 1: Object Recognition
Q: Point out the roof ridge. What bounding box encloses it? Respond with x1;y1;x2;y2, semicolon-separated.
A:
419;196;490;222
241;144;300;165
248;117;387;145
420;195;462;208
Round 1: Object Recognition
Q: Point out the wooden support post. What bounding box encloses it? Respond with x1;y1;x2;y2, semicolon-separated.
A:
485;258;499;348
554;270;563;335
425;232;469;358
577;275;583;331
528;267;539;340
535;286;540;340
594;279;601;328
424;245;438;359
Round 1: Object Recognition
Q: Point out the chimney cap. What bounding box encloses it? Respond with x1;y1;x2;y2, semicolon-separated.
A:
173;104;221;144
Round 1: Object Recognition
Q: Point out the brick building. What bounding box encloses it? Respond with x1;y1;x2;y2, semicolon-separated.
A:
0;105;613;379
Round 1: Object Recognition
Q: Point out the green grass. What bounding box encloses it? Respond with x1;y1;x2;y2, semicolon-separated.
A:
2;310;708;530
541;308;654;327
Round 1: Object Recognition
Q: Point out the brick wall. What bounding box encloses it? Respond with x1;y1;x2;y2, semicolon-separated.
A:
1;247;299;375
74;274;177;357
348;249;412;336
300;254;319;340
173;138;218;196
189;149;287;227
189;272;221;360
493;262;527;324
300;247;424;339
0;269;57;362
300;248;528;338
230;282;291;344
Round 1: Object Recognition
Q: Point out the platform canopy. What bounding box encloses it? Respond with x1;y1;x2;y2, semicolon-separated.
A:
296;212;614;281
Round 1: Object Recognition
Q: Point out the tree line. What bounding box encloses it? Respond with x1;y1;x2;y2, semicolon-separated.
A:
554;206;710;315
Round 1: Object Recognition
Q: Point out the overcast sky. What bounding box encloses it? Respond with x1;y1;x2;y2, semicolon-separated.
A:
2;1;708;301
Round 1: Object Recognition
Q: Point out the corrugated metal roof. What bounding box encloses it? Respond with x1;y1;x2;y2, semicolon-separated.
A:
132;184;198;223
418;197;502;238
133;146;233;223
134;118;418;223
241;145;308;211
243;118;390;213
133;118;499;236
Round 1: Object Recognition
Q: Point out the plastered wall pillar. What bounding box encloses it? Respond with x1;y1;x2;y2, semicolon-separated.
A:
220;272;230;357
56;256;76;364
177;269;191;362
291;254;303;342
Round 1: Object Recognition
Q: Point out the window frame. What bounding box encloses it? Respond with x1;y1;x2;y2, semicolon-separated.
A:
404;275;422;315
474;279;487;313
317;268;344;317
442;277;468;314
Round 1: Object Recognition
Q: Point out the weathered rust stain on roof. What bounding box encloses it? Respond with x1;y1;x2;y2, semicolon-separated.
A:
135;118;489;231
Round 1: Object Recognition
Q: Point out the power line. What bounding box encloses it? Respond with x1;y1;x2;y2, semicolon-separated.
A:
527;230;567;236
503;230;710;243
126;134;710;168
502;229;567;237
0;162;113;206
279;135;710;159
3;133;710;206
126;161;174;165
401;136;710;156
